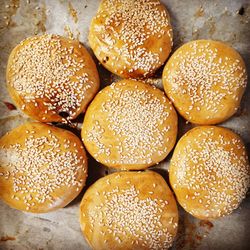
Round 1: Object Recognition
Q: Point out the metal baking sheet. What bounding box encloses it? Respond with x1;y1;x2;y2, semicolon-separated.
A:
0;0;249;249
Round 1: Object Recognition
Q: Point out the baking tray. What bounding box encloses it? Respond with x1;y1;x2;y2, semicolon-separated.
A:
0;0;249;249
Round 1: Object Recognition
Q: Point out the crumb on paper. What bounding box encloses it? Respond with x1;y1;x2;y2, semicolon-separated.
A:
68;2;78;23
34;3;47;35
237;6;245;15
76;29;81;40
1;0;20;27
64;25;74;39
1;236;16;241
194;6;204;18
223;6;229;15
3;102;17;111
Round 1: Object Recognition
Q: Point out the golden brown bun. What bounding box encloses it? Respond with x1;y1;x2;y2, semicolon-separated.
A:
89;0;173;78
0;122;88;213
169;126;250;220
162;40;247;125
81;79;177;170
7;34;100;123
80;171;178;250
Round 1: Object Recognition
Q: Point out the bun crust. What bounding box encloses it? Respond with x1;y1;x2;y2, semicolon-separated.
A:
163;40;247;124
89;0;173;78
80;171;178;250
0;122;88;213
81;79;177;170
169;126;250;220
7;34;100;122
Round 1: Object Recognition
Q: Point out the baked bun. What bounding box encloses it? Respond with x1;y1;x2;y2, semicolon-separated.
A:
0;122;87;213
89;0;173;78
7;34;100;123
81;79;177;170
169;126;250;220
162;40;247;124
80;171;178;250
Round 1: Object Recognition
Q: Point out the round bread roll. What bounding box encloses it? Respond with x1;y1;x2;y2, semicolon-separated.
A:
169;126;250;220
0;122;87;213
89;0;173;78
7;34;100;123
80;171;178;250
162;40;247;124
81;79;177;170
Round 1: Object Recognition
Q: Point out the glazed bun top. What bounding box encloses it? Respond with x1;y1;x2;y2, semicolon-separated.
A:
169;126;250;220
0;122;88;213
81;79;177;170
80;171;178;250
163;40;247;125
89;0;173;78
7;34;100;123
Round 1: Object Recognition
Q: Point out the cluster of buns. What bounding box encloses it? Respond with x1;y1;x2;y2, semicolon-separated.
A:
1;0;249;249
1;34;97;214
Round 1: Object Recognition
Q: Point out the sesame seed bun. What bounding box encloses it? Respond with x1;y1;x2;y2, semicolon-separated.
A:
6;34;100;123
89;0;173;78
169;126;250;220
81;79;177;170
80;171;178;249
162;40;247;125
0;122;88;213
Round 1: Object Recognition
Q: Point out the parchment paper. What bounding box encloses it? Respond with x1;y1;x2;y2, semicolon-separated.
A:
0;0;249;249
